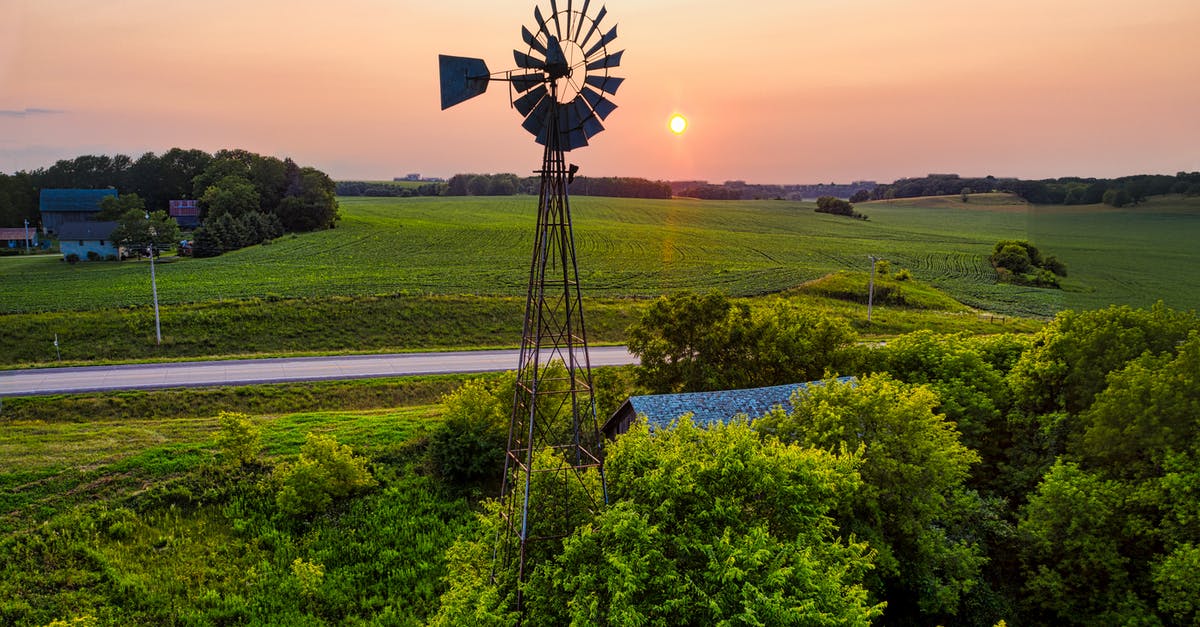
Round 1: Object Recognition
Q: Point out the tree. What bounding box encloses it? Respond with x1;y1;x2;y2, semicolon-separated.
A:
276;167;338;231
213;411;262;467
109;209;180;255
200;175;260;221
869;331;1010;492
433;418;884;626
626;292;857;393
95;193;146;221
756;375;985;622
850;189;871;203
1076;332;1200;481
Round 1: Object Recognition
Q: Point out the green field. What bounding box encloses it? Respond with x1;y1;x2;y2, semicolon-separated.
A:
4;193;1196;317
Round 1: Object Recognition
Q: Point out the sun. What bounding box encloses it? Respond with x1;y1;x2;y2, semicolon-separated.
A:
669;114;688;135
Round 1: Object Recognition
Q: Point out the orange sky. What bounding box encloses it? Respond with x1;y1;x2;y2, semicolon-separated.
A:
2;0;1198;184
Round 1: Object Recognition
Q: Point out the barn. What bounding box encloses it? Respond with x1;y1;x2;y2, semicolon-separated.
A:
58;221;121;261
169;199;200;228
39;189;117;235
602;377;856;439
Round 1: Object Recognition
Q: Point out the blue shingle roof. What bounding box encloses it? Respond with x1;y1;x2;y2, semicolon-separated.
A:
607;377;856;435
39;189;117;213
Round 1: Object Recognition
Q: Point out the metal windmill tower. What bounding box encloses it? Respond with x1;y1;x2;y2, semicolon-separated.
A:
438;0;624;605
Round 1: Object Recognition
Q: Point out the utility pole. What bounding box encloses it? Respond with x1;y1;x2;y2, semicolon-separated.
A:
23;218;30;254
146;213;162;345
867;255;878;324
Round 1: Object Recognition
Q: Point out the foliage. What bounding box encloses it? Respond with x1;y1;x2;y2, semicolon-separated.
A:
95;192;146;221
989;240;1066;288
109;208;181;254
214;411;263;467
427;376;511;487
273;433;377;516
867;331;1010;491
1008;302;1199;417
815;195;868;219
756;375;985;622
434;418;885;625
0;403;473;625
627;291;857;393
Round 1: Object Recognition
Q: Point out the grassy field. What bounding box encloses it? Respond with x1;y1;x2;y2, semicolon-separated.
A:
4;193;1195;316
0;398;473;624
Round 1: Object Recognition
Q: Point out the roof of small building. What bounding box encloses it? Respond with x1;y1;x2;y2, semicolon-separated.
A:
56;221;119;240
39;189;117;213
0;228;36;240
605;376;856;433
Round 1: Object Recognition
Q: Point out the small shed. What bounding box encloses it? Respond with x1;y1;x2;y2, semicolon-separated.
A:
58;221;121;261
0;227;38;250
602;377;856;439
39;189;117;234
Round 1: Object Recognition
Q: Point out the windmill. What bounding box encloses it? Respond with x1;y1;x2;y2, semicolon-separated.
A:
438;0;624;607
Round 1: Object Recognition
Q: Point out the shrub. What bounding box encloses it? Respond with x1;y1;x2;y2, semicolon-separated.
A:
274;433;376;516
427;378;510;487
895;268;913;281
86;251;101;262
214;411;262;467
65;253;80;264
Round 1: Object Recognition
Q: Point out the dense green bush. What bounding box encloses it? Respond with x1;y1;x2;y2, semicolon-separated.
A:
273;433;376;516
214;411;262;467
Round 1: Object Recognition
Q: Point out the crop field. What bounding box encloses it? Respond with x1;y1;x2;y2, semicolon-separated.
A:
2;193;1196;318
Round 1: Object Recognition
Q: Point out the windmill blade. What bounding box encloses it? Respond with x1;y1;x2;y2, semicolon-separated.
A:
550;0;563;38
570;96;600;136
585;50;623;71
521;26;547;56
574;0;591;40
523;98;554;139
438;55;490;110
534;6;552;39
545;36;568;69
511;73;544;93
580;5;607;49
580;86;618;120
584;75;624;96
566;127;589;151
565;0;573;42
584;25;618;58
514;50;546;69
514;85;548;117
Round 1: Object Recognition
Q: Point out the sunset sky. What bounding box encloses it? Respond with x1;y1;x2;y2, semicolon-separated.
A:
2;0;1198;184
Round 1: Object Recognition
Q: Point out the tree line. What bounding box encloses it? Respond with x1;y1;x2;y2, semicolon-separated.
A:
405;173;673;199
431;293;1200;625
871;172;1200;207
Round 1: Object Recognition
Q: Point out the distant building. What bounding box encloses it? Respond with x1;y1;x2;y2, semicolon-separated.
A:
169;199;201;228
39;189;117;235
602;377;855;439
58;221;121;261
0;227;38;250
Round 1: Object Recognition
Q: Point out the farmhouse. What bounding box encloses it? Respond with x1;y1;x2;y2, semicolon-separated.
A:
58;221;121;261
39;189;117;235
602;377;855;439
169;199;200;228
0;227;38;250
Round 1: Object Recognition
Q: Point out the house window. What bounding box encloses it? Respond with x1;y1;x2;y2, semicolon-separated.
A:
79;240;84;245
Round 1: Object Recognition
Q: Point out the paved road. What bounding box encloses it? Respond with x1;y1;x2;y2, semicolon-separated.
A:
0;346;638;397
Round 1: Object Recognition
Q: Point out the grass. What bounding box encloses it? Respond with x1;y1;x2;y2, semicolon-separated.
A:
5;193;1195;316
3;193;1192;366
0;398;473;625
